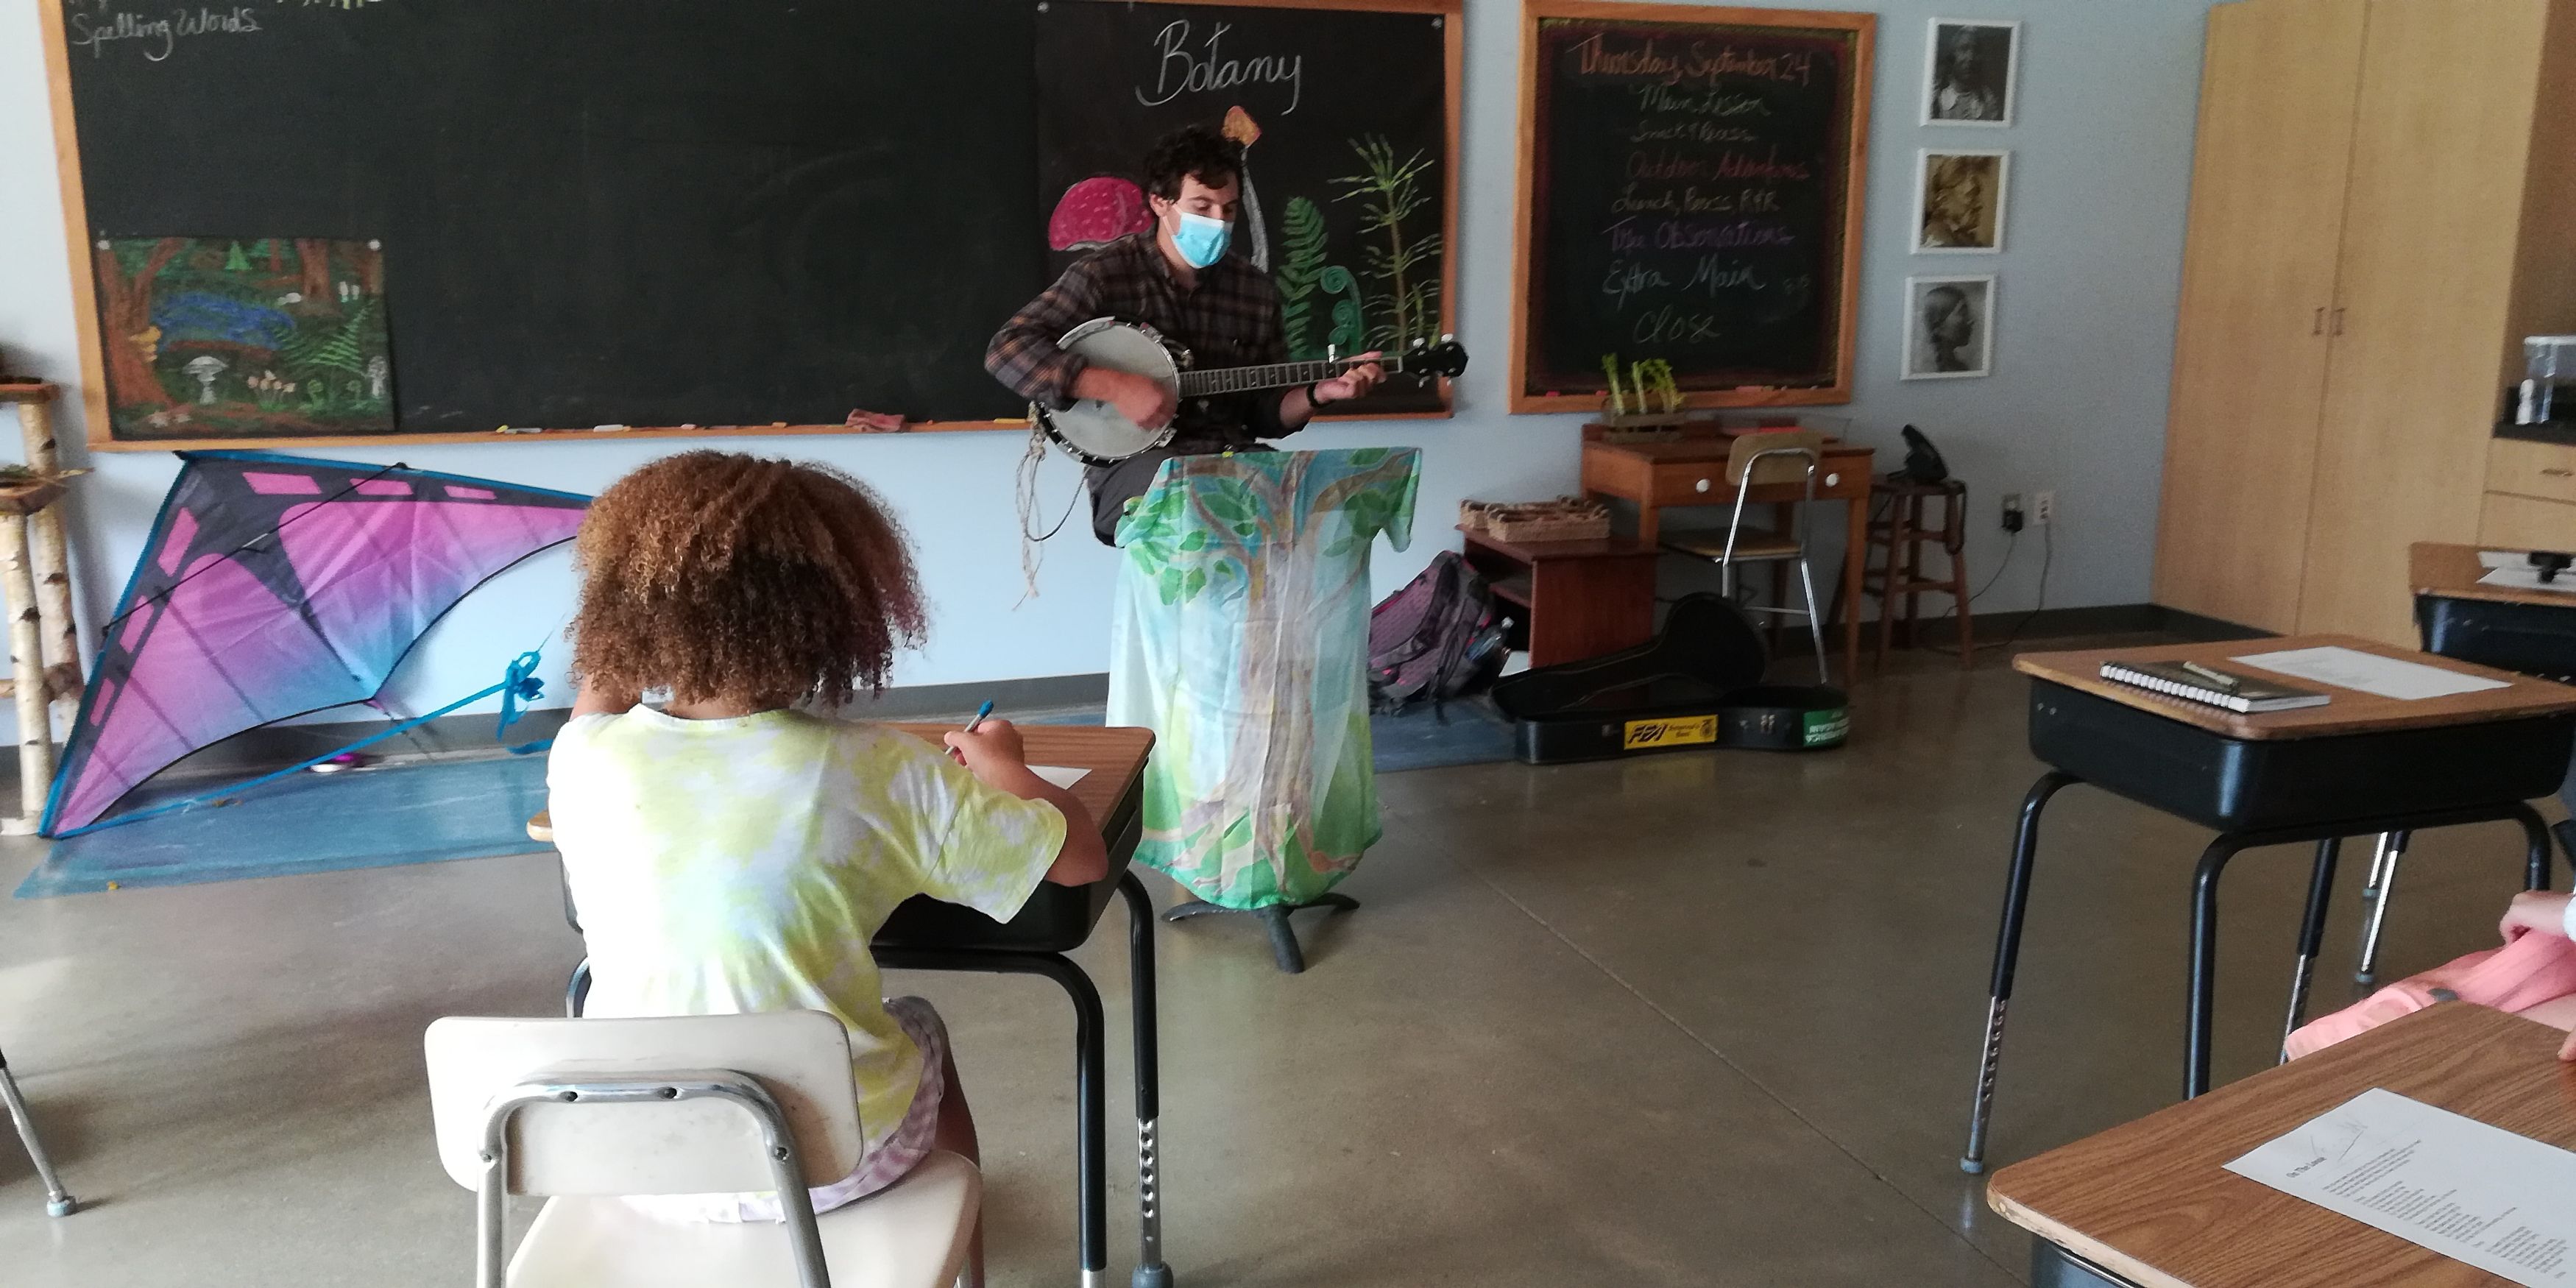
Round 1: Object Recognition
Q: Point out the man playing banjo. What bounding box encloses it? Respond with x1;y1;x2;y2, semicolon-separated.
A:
986;125;1386;545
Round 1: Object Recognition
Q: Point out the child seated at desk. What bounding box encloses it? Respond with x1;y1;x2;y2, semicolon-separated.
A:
2499;891;2576;1060
547;451;1108;1281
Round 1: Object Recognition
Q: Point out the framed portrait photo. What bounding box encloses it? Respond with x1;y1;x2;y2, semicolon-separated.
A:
1903;275;1995;380
1914;149;2009;252
1923;18;2019;127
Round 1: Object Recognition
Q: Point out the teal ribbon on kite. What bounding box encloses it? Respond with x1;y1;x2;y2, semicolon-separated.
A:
497;648;553;754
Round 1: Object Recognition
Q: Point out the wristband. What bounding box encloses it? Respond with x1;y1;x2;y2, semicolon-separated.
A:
1306;381;1332;408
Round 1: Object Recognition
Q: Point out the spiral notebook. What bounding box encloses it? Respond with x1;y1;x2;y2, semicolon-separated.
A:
2099;659;2331;713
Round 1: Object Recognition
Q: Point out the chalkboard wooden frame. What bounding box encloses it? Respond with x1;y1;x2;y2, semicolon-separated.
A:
1041;0;1467;423
1508;0;1875;415
38;0;1462;452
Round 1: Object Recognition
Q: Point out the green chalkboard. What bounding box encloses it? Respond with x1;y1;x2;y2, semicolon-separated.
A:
1511;4;1873;414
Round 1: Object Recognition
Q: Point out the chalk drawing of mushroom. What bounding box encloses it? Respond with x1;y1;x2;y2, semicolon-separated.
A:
366;355;390;400
1223;106;1269;271
182;355;227;405
1049;177;1154;253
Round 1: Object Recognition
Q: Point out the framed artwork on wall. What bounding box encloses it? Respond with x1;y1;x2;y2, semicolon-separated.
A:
1903;275;1995;380
1923;18;2017;127
1914;149;2009;252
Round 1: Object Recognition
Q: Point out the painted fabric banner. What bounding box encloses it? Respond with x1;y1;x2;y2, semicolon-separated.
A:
1108;447;1420;907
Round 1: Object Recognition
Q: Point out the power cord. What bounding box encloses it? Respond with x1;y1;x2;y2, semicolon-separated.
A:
1991;523;2055;654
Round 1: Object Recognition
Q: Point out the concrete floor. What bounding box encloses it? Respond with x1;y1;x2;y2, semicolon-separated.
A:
0;637;2555;1286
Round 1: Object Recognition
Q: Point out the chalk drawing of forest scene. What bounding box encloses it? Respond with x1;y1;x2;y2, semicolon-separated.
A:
94;237;394;438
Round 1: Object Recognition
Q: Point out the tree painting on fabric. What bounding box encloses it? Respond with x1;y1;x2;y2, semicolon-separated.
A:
93;237;394;439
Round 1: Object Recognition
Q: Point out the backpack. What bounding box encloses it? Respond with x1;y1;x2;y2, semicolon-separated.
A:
1368;552;1505;712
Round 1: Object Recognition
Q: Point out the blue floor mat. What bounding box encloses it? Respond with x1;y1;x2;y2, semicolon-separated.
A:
17;754;553;899
15;704;1514;899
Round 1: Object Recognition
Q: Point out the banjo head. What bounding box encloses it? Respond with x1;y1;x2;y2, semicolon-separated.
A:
1038;319;1183;464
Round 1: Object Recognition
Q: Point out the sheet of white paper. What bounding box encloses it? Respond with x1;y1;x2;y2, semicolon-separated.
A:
1033;765;1090;789
2225;1089;2576;1286
2480;565;2576;595
2482;549;2523;570
2232;645;2510;701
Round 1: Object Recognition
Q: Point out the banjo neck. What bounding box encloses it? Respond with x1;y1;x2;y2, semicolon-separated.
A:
1174;353;1414;399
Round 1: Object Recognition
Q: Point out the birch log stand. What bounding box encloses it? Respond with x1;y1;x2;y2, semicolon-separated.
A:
0;382;87;837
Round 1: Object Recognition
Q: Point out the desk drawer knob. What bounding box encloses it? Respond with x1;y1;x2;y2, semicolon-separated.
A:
1825;473;1840;487
1696;478;1712;493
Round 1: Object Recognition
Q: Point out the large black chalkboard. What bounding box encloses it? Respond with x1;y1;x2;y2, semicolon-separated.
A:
1033;1;1457;417
53;0;1043;443
1512;4;1872;412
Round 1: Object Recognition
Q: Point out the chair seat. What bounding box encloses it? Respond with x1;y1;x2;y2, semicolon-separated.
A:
1663;528;1803;561
506;1150;980;1288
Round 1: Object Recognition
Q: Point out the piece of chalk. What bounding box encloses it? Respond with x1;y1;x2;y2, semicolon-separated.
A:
592;424;628;433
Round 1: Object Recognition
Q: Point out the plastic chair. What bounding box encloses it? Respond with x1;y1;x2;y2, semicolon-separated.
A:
1658;431;1832;682
424;1011;978;1288
1;1041;77;1217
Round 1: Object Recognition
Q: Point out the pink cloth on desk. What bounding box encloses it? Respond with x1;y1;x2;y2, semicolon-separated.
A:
2285;929;2576;1059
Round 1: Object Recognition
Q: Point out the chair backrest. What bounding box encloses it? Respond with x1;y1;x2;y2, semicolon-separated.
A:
1724;430;1827;489
424;1011;861;1197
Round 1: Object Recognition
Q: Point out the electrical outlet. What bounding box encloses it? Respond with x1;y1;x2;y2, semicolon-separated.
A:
2000;493;2025;533
2033;491;2056;526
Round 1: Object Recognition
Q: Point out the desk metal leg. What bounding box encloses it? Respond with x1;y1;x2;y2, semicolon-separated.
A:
881;948;1108;1288
2279;838;2342;1058
2518;804;2557;891
1961;770;2079;1174
0;1046;76;1217
2185;833;2254;1099
1118;874;1172;1288
2354;832;2407;987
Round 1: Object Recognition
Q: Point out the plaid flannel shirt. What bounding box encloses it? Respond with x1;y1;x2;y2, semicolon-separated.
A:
985;234;1295;453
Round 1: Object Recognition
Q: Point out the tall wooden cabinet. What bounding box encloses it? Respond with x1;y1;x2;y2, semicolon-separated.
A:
2154;0;2576;644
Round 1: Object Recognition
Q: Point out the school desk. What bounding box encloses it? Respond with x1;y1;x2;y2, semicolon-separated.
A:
530;722;1170;1288
1958;636;2576;1174
1989;1002;2576;1288
1577;425;1875;681
2412;542;2576;683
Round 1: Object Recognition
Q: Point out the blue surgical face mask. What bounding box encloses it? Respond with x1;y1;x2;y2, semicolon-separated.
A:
1171;210;1231;269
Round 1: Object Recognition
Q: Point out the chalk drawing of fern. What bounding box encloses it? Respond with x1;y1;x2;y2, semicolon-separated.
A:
1275;197;1333;360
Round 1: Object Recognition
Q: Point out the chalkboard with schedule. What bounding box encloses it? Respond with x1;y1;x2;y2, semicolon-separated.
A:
43;0;1047;448
1510;2;1872;414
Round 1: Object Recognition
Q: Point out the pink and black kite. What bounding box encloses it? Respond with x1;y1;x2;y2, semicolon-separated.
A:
42;451;590;837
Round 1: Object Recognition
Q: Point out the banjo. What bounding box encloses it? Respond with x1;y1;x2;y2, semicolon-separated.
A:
1033;318;1471;467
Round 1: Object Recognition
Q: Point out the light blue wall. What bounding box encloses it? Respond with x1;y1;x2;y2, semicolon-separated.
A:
0;0;2210;732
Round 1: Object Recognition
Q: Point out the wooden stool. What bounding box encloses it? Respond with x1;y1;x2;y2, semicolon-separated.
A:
1862;475;1972;671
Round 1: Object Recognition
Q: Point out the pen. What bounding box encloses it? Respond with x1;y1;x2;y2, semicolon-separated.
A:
950;700;994;765
2180;661;2241;691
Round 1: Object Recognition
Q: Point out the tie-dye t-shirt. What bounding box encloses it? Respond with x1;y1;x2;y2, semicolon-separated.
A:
548;707;1066;1152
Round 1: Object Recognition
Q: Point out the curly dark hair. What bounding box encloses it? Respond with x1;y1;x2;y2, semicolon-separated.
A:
570;451;926;710
1142;125;1243;202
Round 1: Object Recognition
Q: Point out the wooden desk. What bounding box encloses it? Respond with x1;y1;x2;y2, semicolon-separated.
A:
1963;637;2576;1173
1989;1003;2576;1288
2013;634;2576;742
1457;527;1660;666
2411;542;2576;687
1579;428;1875;682
532;721;1166;1288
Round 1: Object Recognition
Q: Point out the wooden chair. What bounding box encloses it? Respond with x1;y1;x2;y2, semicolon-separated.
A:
0;1041;77;1217
1658;431;1831;682
424;1011;979;1288
1861;475;1974;671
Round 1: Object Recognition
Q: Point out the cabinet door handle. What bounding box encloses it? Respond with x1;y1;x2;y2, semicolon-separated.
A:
2543;468;2573;478
2313;307;2326;336
2332;308;2347;337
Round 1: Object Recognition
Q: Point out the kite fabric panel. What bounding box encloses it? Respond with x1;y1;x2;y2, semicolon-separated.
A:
43;451;590;836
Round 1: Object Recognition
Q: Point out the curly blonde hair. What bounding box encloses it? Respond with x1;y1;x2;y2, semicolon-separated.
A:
570;451;926;709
